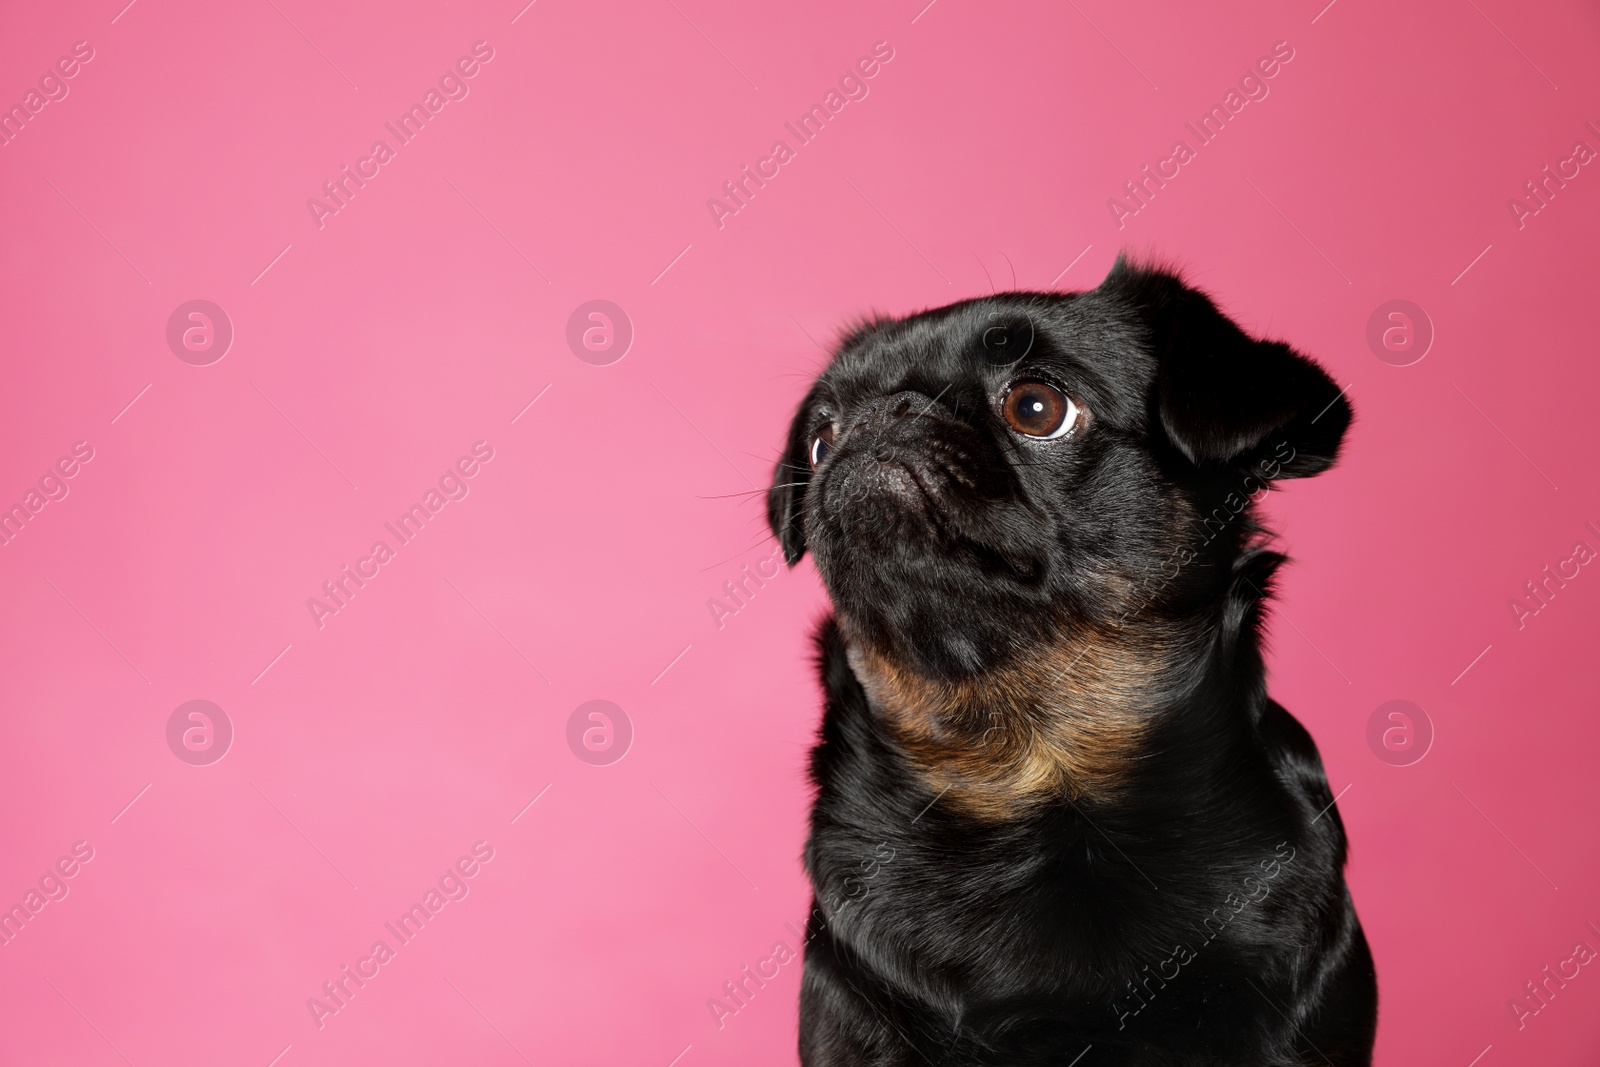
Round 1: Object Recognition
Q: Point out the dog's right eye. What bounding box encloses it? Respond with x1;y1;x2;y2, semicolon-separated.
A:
809;426;837;468
1001;380;1080;439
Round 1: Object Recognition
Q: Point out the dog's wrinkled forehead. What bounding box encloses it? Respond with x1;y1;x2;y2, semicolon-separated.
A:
816;293;1155;428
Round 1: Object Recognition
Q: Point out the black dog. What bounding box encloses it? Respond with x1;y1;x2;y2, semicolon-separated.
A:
767;257;1376;1065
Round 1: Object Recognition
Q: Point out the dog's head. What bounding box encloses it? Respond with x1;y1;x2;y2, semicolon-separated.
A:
768;257;1351;683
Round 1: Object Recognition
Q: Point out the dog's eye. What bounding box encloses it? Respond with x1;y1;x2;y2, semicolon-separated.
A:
809;426;837;468
1000;381;1079;439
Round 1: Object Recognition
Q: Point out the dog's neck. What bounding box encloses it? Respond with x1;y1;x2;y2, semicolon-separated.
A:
842;614;1213;821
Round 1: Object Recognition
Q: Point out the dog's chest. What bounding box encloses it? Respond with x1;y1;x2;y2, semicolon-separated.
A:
806;801;1121;1004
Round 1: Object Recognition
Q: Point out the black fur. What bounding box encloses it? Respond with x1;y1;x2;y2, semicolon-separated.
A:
768;257;1375;1065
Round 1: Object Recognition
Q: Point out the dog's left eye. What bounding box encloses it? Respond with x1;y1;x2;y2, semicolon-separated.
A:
1000;380;1080;439
809;425;837;468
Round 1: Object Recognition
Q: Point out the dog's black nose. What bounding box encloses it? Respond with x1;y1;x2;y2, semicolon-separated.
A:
848;391;947;458
861;391;935;425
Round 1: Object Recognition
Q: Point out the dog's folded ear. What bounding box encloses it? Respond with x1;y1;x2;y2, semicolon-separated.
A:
768;386;820;564
1099;255;1351;479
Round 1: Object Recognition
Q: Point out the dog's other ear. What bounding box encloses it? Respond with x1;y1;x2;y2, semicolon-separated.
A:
767;386;820;564
1100;255;1351;479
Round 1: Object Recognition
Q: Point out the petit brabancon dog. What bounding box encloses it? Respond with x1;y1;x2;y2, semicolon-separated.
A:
768;258;1376;1065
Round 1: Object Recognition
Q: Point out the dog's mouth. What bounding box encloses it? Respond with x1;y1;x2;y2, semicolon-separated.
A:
836;453;932;517
825;450;957;543
804;409;1058;678
815;417;988;542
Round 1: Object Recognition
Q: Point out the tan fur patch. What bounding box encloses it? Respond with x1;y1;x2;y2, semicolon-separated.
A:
845;622;1177;821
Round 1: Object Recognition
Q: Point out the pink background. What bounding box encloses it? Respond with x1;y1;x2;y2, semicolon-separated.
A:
1;0;1598;1063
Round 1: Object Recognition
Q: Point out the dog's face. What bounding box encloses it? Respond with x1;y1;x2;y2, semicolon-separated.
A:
769;258;1351;681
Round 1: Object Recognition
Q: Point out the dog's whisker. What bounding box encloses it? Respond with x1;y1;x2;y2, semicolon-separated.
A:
974;251;997;296
696;482;807;501
999;250;1017;290
913;382;954;420
697;531;782;572
696;488;768;500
